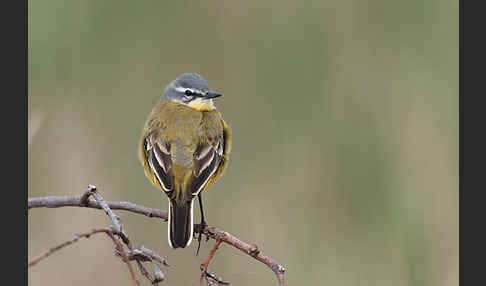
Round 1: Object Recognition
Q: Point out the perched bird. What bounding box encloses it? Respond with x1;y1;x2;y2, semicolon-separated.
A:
138;73;231;251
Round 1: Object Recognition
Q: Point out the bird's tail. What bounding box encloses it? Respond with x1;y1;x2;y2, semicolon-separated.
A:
168;198;194;248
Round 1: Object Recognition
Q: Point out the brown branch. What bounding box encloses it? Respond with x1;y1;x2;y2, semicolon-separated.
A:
195;226;286;286
104;229;139;286
28;194;168;221
28;188;286;286
112;232;169;286
135;260;155;285
28;228;105;267
28;228;138;286
203;271;231;286
199;240;223;286
82;185;130;244
122;246;170;285
124;246;170;267
29;186;170;286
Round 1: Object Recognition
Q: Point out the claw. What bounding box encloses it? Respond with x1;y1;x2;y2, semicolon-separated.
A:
196;234;202;256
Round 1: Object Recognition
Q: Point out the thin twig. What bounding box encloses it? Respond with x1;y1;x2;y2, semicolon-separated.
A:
195;226;286;286
135;260;155;285
104;229;139;286
117;243;171;285
152;262;165;284
28;228;139;286
204;271;231;286
28;228;106;267
124;246;170;267
199;240;223;286
84;185;130;244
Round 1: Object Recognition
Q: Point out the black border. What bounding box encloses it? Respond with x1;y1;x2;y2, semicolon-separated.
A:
3;0;27;282
459;0;462;283
460;0;486;285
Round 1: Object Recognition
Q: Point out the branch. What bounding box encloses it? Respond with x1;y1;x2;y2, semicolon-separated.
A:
203;271;231;286
28;228;138;286
29;186;169;286
123;246;170;285
28;187;286;286
28;194;168;221
124;246;170;267
82;185;130;244
195;226;286;286
199;240;223;285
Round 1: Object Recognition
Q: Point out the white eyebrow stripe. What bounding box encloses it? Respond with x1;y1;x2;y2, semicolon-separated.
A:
174;86;204;94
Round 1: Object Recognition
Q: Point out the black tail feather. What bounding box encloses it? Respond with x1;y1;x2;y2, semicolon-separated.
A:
168;199;193;248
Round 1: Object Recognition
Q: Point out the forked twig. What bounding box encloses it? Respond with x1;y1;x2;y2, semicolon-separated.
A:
81;185;130;244
29;186;169;285
199;240;223;286
195;226;286;286
29;186;286;285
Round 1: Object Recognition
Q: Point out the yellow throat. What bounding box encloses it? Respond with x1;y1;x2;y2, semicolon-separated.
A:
185;98;216;111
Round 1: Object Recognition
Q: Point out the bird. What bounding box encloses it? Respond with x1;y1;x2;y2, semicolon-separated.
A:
138;73;231;252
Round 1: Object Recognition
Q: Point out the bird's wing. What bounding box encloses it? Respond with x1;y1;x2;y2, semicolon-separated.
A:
191;117;231;195
144;135;174;194
189;134;224;196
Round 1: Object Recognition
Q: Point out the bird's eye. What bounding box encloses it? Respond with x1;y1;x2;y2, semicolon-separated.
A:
185;90;193;96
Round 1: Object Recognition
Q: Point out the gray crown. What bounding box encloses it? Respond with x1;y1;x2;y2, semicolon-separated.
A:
163;73;222;103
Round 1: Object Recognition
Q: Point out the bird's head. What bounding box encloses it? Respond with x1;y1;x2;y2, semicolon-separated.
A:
163;73;222;111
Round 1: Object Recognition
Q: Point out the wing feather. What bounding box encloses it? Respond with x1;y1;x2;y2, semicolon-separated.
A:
146;138;174;194
190;137;223;195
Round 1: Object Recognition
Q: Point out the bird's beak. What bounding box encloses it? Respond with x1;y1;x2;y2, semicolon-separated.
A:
205;91;222;98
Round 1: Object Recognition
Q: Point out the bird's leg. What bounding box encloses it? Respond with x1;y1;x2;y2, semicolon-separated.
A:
196;193;208;256
198;193;207;226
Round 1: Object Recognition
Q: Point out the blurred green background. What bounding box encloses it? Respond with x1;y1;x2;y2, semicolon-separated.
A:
28;0;458;285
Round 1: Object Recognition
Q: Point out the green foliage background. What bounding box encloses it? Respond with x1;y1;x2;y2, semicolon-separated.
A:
28;1;457;285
